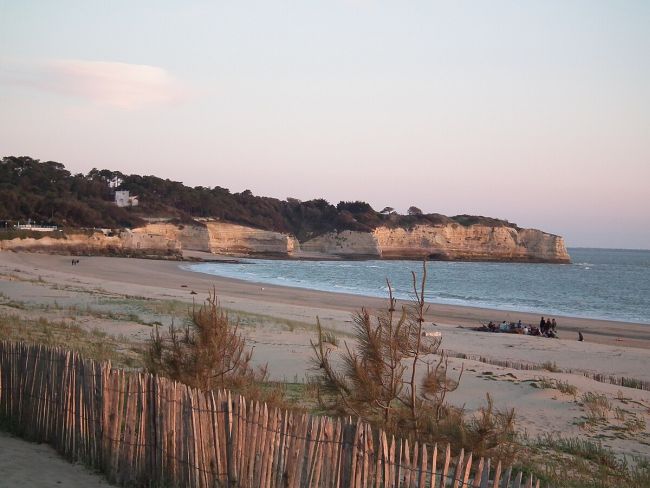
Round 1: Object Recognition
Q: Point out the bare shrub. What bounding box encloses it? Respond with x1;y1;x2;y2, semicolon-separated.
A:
463;394;517;460
310;263;516;461
145;289;287;406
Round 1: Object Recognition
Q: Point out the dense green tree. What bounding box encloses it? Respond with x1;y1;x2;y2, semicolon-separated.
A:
408;206;423;216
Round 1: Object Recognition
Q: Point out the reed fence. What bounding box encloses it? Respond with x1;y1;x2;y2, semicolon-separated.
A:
0;341;541;487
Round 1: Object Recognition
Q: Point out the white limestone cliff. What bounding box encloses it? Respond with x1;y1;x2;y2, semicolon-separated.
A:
1;222;570;263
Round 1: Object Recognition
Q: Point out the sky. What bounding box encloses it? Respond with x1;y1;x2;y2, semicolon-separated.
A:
1;1;648;249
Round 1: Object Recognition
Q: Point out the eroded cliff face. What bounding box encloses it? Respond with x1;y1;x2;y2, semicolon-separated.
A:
132;222;298;256
204;222;298;256
377;224;569;262
131;222;300;256
300;225;570;263
0;222;570;262
300;230;380;257
0;230;181;256
133;223;211;252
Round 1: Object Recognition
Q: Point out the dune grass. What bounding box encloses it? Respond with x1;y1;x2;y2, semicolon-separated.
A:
0;312;141;368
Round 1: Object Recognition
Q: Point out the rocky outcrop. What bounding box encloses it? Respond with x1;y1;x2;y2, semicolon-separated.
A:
133;223;211;252
0;230;181;257
130;222;298;256
0;222;570;263
301;224;570;263
300;230;380;258
204;222;298;256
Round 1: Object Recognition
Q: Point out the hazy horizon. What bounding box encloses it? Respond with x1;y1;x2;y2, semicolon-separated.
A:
1;1;648;249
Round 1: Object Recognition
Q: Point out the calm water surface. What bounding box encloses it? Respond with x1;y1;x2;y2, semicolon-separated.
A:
183;248;650;324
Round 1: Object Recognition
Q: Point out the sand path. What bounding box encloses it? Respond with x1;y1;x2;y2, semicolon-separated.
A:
0;431;112;487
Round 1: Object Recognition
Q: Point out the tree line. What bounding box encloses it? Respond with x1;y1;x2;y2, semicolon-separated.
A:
1;156;518;239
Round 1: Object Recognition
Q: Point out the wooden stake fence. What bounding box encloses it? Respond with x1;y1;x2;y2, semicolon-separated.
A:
0;341;541;487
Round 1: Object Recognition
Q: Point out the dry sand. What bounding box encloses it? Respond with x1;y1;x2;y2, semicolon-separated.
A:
1;251;649;461
0;431;112;487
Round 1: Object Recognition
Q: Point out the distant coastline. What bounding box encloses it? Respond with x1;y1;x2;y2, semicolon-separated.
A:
2;156;570;264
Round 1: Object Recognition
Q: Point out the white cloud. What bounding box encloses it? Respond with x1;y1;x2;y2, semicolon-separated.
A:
1;59;187;110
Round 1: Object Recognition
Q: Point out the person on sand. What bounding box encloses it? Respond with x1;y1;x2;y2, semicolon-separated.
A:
551;318;557;332
539;316;546;333
499;320;509;332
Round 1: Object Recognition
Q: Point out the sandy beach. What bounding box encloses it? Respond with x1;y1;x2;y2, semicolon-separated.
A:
1;250;649;461
0;431;111;488
5;251;650;347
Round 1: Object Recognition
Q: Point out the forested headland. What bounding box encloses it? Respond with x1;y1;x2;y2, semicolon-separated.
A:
1;156;518;240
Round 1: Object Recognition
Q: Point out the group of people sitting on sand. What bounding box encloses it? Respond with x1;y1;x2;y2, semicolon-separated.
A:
479;316;559;338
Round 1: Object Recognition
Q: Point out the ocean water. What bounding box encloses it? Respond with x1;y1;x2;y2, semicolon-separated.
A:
183;248;650;324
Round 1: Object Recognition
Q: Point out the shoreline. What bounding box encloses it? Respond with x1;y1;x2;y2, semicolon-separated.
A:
3;251;649;350
182;261;650;327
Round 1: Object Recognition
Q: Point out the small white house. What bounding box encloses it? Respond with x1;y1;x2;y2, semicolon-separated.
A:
115;190;139;207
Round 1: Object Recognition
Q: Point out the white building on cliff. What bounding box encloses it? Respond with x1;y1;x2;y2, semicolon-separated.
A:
115;190;139;207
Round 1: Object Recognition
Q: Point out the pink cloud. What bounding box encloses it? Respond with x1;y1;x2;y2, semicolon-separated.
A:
2;59;187;110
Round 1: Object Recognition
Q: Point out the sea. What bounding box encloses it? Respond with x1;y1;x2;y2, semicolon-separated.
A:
183;248;650;325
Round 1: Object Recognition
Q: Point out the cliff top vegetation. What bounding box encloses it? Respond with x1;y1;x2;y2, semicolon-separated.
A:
1;156;520;240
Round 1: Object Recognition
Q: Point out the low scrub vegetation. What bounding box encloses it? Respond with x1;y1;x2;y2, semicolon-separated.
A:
524;434;650;487
144;289;290;408
581;392;612;423
309;264;517;462
536;377;578;397
0;312;139;367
